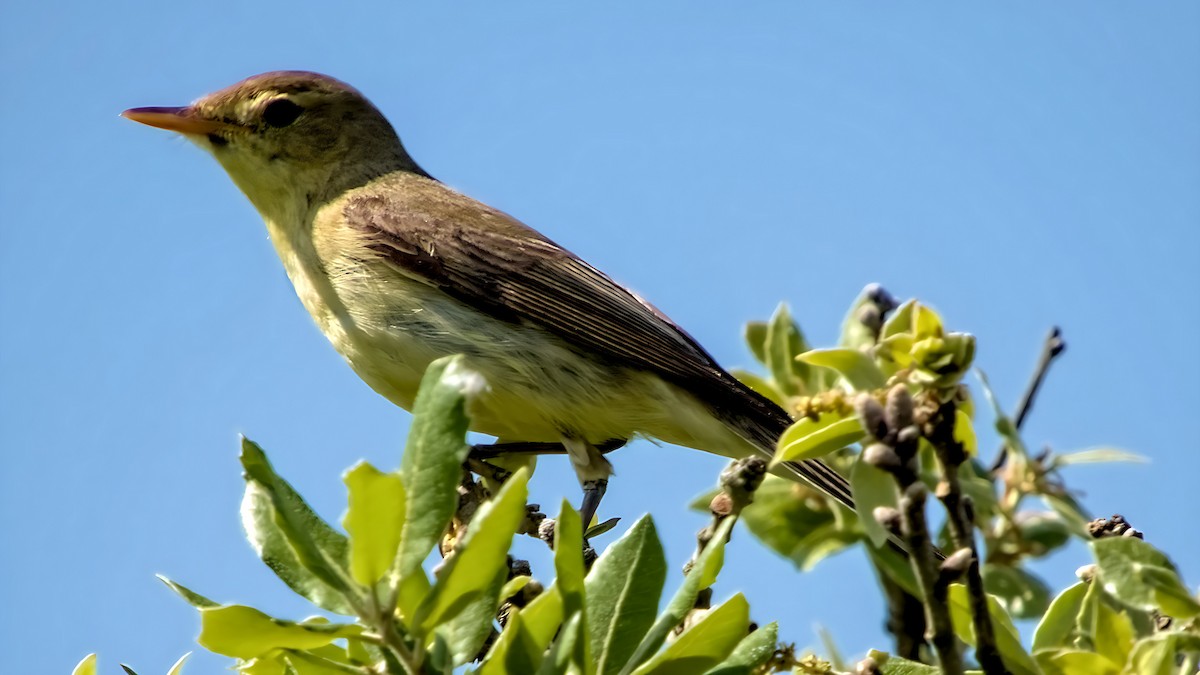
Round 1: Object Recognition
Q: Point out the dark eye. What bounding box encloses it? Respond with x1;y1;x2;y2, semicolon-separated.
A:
262;98;304;128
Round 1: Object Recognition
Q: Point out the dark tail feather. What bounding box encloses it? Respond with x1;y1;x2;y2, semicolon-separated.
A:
713;381;946;560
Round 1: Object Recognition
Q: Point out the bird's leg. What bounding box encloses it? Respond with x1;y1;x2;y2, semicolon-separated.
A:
560;435;616;535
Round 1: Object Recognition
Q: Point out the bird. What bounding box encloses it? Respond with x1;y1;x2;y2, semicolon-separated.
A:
122;71;855;529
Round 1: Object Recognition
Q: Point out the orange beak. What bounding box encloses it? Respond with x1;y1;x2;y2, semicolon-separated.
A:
121;106;235;135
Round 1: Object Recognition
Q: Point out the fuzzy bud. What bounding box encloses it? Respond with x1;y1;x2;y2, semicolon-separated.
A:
855;393;889;441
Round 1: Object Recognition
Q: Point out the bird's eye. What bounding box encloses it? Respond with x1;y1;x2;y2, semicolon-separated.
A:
262;98;304;128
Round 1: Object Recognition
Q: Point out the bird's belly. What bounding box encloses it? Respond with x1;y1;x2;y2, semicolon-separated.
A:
330;277;687;444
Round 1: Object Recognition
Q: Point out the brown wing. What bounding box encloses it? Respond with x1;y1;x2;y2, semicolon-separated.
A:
343;180;747;399
342;175;854;509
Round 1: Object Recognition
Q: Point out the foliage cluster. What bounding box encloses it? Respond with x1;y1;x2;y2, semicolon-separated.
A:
77;288;1199;674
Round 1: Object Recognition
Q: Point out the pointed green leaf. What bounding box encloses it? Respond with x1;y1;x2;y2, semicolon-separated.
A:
632;593;749;675
396;356;478;582
866;541;924;600
764;303;810;397
283;649;364;674
555;501;587;619
736;475;854;572
702;621;778;675
1092;537;1199;618
982;564;1052;619
477;610;544;675
946;584;1039;675
520;580;566;650
954;409;978;457
71;654;97;675
796;348;886;391
1091;593;1135;669
879;299;916;339
197;605;360;659
417;469;531;664
774;415;866;464
166;653;191;675
158;575;219;609
342;461;406;586
838;287;882;352
1127;634;1188;675
850;453;896;549
586;515;667;675
743;321;769;366
1032;582;1087;652
1051;448;1147;467
240;438;356;614
539;611;587;675
1044;650;1119;675
621;517;735;675
867;649;941;674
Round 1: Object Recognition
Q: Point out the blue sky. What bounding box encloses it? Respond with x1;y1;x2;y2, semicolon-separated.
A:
1;2;1197;673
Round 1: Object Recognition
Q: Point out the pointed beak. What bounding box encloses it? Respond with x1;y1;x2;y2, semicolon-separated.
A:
121;106;235;136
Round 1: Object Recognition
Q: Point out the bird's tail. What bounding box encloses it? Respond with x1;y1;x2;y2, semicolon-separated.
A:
708;380;857;511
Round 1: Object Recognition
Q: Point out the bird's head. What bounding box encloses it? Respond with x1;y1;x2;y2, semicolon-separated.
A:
123;71;423;221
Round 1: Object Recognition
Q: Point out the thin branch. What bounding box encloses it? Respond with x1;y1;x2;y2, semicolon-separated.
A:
929;399;1010;675
859;387;963;674
990;327;1066;471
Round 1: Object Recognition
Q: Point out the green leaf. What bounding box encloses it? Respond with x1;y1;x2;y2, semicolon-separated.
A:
520;581;566;649
954;409;978;457
838;287;881;352
866;542;924;600
1092;537;1200;619
500;575;531;603
1051;448;1147;467
850;453;897;549
736;475;855;571
702;621;778;675
795;348;886;391
743;321;769;367
774;415;866;464
283;649;364;674
975;372;1029;460
763;303;810;397
158;575;219;608
342;461;406;586
1032;581;1087;652
621;517;736;675
71;654;97;675
197;605;361;659
1127;634;1192;675
477;611;544;675
166;653;191;675
982;564;1052;619
239;438;356;614
539;611;587;675
868;649;941;674
1092;593;1135;669
632;593;749;675
417;468;531;663
1044;650;1119;675
585;517;622;541
396;356;478;584
946;583;1039;675
556;501;587;619
585;515;668;675
879;300;915;339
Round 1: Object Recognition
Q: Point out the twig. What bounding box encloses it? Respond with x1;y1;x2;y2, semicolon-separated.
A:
880;573;927;661
859;387;963;674
990;327;1066;471
677;458;765;633
928;399;1009;675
